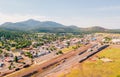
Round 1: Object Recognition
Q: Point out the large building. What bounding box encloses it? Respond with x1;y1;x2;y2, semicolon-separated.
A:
112;39;120;44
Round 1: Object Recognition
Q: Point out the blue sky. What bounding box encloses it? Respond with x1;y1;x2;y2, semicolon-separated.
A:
0;0;120;29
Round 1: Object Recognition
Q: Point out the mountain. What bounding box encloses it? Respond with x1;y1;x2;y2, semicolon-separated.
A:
20;19;41;26
81;26;108;32
0;19;66;31
81;26;120;33
0;19;120;33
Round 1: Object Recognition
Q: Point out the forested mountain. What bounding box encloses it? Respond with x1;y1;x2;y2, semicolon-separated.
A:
0;19;120;33
0;19;66;31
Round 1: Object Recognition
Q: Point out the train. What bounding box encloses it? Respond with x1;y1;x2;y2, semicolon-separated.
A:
79;45;109;63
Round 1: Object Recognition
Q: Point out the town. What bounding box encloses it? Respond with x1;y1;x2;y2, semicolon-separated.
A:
0;0;120;77
0;32;120;77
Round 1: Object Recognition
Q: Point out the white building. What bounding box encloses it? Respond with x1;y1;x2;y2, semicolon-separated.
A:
112;39;120;44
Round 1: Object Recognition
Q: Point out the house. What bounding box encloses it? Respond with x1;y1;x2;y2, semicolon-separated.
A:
5;57;14;62
0;62;4;67
17;56;23;60
112;39;120;44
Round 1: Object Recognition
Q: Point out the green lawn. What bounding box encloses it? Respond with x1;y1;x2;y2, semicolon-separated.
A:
61;44;82;53
0;42;2;46
59;46;120;77
61;45;76;53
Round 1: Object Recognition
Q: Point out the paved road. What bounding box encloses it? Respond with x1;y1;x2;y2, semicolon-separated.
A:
34;51;58;64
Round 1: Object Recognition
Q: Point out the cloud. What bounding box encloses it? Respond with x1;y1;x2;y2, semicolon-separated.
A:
0;13;61;24
60;16;120;29
0;12;120;29
95;6;120;11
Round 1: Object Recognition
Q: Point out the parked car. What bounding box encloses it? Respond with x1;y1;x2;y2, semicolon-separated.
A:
0;63;4;67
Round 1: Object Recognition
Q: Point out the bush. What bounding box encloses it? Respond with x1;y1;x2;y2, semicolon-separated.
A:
56;50;63;55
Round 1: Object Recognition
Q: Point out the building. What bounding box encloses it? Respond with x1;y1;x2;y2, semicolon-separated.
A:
112;39;120;44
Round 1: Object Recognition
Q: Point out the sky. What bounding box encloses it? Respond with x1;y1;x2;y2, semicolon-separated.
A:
0;0;120;29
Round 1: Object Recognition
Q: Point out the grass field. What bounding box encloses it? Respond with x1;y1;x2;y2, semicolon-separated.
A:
0;42;2;46
62;44;83;53
59;45;120;77
61;45;76;53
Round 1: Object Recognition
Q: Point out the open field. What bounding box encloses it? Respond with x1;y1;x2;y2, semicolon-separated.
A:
62;46;75;53
0;42;2;46
59;45;120;77
62;44;82;53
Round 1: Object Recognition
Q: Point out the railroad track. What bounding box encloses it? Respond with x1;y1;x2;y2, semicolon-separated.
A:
35;45;109;77
5;44;93;77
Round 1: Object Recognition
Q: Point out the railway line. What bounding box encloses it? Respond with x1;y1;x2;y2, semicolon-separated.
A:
21;44;92;77
34;44;109;77
5;43;99;77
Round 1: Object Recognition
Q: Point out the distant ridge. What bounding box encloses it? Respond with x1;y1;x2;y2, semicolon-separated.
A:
0;19;119;33
81;26;108;32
